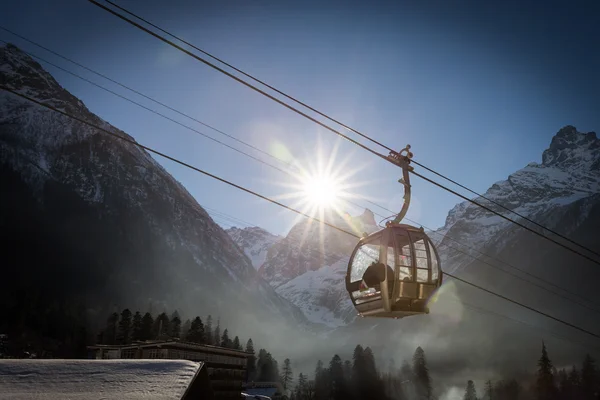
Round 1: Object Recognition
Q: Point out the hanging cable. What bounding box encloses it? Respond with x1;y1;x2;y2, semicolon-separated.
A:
87;0;600;268
88;0;600;261
4;85;599;341
7;36;598;315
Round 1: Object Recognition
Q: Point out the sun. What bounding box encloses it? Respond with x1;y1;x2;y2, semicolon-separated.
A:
301;173;341;208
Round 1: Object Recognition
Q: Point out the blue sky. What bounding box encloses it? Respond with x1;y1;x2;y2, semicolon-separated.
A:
2;0;599;235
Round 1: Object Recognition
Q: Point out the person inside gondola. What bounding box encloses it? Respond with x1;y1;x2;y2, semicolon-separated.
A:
361;261;394;293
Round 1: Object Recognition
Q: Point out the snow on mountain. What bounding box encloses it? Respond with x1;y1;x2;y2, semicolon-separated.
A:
260;208;378;288
0;43;313;340
254;208;379;327
274;258;356;328
434;125;600;273
226;226;282;270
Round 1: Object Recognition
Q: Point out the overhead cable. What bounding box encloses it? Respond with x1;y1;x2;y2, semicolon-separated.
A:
4;85;599;341
87;0;600;260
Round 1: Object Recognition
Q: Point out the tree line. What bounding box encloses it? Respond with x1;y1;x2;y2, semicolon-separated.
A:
289;345;433;400
97;308;284;383
461;342;599;400
98;308;244;350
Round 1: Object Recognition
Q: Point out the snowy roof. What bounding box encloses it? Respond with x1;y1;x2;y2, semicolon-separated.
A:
0;359;205;399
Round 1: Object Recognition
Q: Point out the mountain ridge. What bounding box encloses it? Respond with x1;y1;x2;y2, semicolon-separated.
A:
0;43;317;353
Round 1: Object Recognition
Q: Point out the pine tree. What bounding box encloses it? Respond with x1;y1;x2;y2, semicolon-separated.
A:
140;312;154;341
131;311;142;341
181;319;191;340
352;345;366;399
581;354;597;400
257;349;279;382
213;319;221;348
257;349;268;381
413;346;432;400
246;339;257;382
568;366;581;400
153;312;170;339
314;359;330;400
495;379;521;400
557;369;570;400
105;312;119;344
484;380;494;400
364;347;385;400
296;373;307;399
343;360;352;381
281;358;293;390
232;336;241;350
329;354;348;400
221;329;231;348
206;315;213;345
400;360;415;400
187;317;206;344
464;380;477;400
536;342;556;400
117;309;132;344
169;311;181;339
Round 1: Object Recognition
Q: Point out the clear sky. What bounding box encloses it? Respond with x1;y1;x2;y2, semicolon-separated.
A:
2;0;599;236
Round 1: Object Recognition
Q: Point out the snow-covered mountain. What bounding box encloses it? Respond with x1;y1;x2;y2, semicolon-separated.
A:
434;125;600;274
226;226;282;270
226;126;600;331
255;209;379;327
0;43;313;344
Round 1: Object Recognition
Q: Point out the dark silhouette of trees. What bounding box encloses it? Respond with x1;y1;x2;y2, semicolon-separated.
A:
246;338;257;381
413;346;432;400
282;358;293;390
221;328;232;348
117;309;132;344
153;312;169;339
257;349;279;382
581;354;597;400
232;335;241;350
464;380;477;400
187;317;206;344
296;373;307;399
140;312;154;341
104;312;119;345
329;354;348;400
181;319;191;340
314;359;330;400
131;311;142;341
536;342;556;400
484;379;494;400
213;319;221;348
494;379;521;400
205;315;213;345
169;311;181;339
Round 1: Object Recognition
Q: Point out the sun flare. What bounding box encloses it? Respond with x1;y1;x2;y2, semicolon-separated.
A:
302;174;341;208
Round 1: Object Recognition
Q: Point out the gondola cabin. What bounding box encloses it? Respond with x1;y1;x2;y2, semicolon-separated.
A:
346;223;442;318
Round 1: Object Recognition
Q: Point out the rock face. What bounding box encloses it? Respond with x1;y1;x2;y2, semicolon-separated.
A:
226;226;282;271
256;209;379;327
433;125;600;275
0;43;311;349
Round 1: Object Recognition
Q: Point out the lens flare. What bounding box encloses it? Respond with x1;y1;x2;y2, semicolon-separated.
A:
301;173;341;208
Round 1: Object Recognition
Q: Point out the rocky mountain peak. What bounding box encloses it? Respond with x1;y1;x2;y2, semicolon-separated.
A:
1;43;89;117
541;125;599;170
359;208;376;226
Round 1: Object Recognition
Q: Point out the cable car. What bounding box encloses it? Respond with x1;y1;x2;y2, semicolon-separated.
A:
345;145;443;318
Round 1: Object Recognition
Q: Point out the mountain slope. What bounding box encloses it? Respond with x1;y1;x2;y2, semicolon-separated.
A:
434;125;600;274
256;209;378;327
226;226;282;270
0;43;313;353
